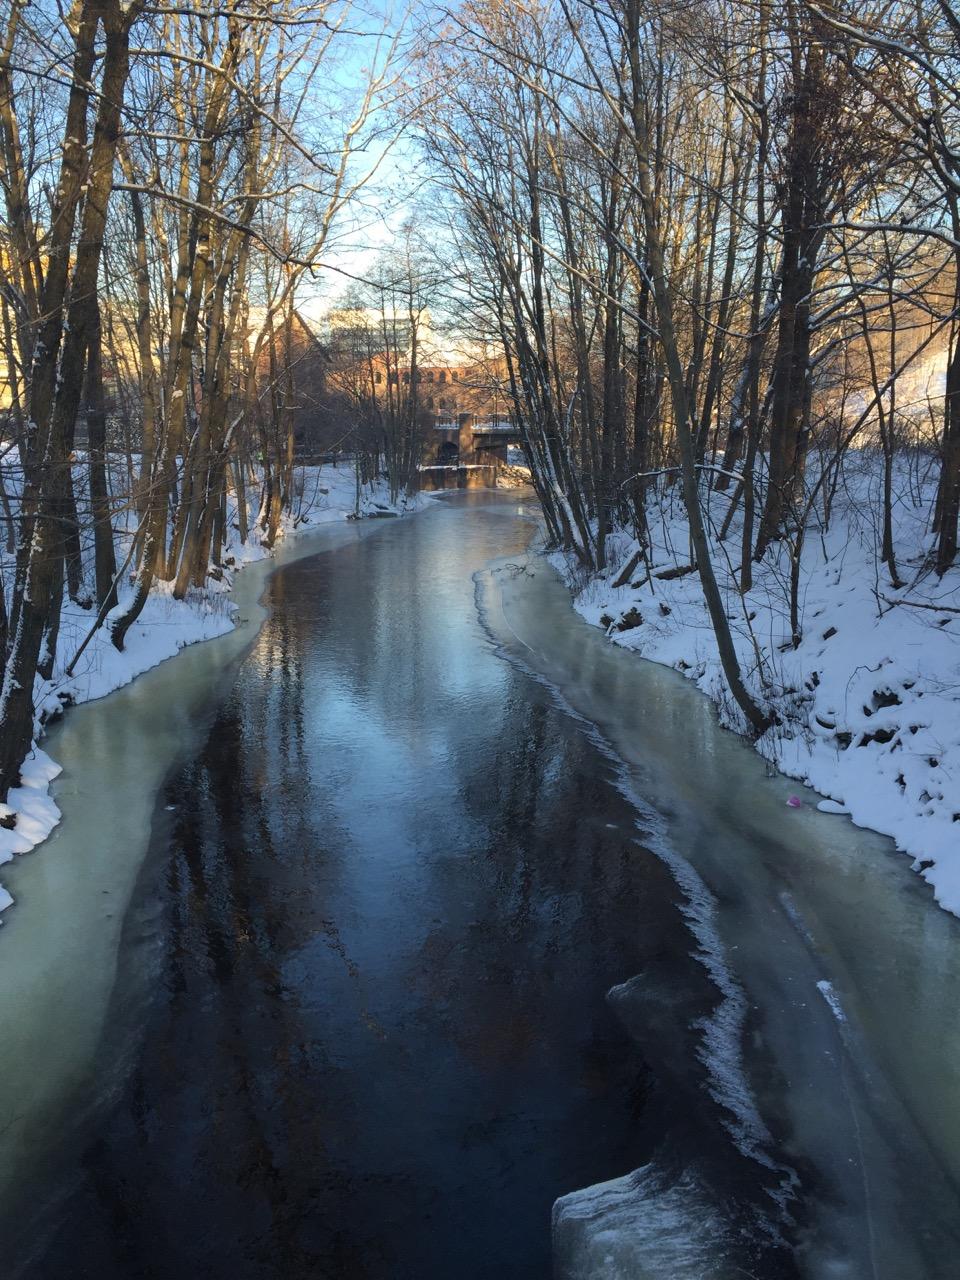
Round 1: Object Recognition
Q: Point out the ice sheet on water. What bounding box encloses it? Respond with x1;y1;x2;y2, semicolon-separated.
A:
478;558;807;1275
476;560;780;1172
552;1163;738;1280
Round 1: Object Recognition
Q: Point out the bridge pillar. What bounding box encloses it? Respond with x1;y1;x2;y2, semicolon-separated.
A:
457;413;475;464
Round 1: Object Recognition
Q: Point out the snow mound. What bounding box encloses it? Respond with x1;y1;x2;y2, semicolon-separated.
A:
0;750;62;877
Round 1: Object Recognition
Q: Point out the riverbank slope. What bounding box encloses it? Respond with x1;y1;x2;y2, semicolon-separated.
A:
552;451;960;914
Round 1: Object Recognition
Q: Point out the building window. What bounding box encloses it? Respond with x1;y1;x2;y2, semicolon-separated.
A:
402;372;410;384
374;371;382;385
439;371;446;384
451;371;459;381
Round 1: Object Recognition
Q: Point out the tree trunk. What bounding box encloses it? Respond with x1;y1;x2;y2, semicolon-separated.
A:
624;0;769;734
0;0;136;795
86;305;118;610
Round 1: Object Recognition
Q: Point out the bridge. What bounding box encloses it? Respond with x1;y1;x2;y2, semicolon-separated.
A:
429;414;524;463
419;414;525;492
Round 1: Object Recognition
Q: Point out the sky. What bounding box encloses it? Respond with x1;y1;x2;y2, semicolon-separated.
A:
296;0;434;321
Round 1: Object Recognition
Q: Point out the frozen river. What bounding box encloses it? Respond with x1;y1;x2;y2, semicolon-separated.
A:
2;492;960;1277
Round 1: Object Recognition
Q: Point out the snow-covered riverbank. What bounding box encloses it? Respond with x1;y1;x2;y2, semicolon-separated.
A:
554;450;960;915
0;462;428;915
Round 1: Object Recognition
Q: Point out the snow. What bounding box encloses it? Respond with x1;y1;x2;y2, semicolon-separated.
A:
0;459;432;918
817;799;850;815
496;462;533;489
0;750;61;903
816;979;847;1025
554;450;960;916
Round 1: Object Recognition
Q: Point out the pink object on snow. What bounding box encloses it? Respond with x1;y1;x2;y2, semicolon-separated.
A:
786;795;803;808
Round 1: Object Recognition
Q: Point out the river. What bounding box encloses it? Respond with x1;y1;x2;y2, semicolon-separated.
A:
1;491;959;1278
